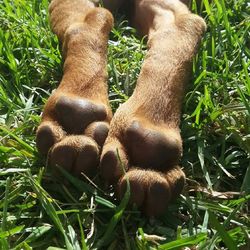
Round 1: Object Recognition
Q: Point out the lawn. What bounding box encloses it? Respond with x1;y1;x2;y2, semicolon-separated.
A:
0;0;249;249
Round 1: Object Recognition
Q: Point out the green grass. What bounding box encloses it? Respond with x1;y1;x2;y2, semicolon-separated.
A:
0;0;249;249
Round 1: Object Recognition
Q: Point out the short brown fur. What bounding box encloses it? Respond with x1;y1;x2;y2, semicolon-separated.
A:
36;0;206;216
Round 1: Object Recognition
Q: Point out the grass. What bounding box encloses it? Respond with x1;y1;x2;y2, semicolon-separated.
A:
0;0;249;249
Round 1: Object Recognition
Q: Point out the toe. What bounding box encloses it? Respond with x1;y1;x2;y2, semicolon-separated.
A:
50;135;99;176
117;169;171;216
50;139;76;172
74;140;99;176
164;166;186;202
100;139;128;184
84;121;109;147
36;121;65;155
118;169;146;207
145;174;171;216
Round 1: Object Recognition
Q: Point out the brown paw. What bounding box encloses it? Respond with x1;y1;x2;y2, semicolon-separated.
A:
37;3;113;177
100;112;185;216
100;117;182;182
37;94;111;176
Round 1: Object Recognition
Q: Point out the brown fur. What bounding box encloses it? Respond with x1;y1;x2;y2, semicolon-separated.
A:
36;0;206;216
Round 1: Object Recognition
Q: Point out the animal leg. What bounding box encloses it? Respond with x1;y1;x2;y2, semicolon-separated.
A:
36;0;114;176
100;0;206;216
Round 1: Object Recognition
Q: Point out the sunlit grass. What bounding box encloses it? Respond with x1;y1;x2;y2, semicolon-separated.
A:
0;0;249;249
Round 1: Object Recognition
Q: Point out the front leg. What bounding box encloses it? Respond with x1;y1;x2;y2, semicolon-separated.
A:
36;0;114;176
100;0;206;216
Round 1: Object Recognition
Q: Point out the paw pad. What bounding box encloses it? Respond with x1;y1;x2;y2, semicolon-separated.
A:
55;96;107;134
36;121;65;155
125;121;182;170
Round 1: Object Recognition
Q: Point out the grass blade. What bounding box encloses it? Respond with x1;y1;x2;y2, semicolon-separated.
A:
208;211;238;250
158;232;207;250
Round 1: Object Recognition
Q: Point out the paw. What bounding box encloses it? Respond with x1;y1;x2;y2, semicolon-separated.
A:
37;3;113;176
100;110;185;216
100;117;182;183
37;92;111;176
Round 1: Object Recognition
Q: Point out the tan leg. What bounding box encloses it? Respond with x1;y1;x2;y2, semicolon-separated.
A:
100;0;206;216
36;0;114;176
